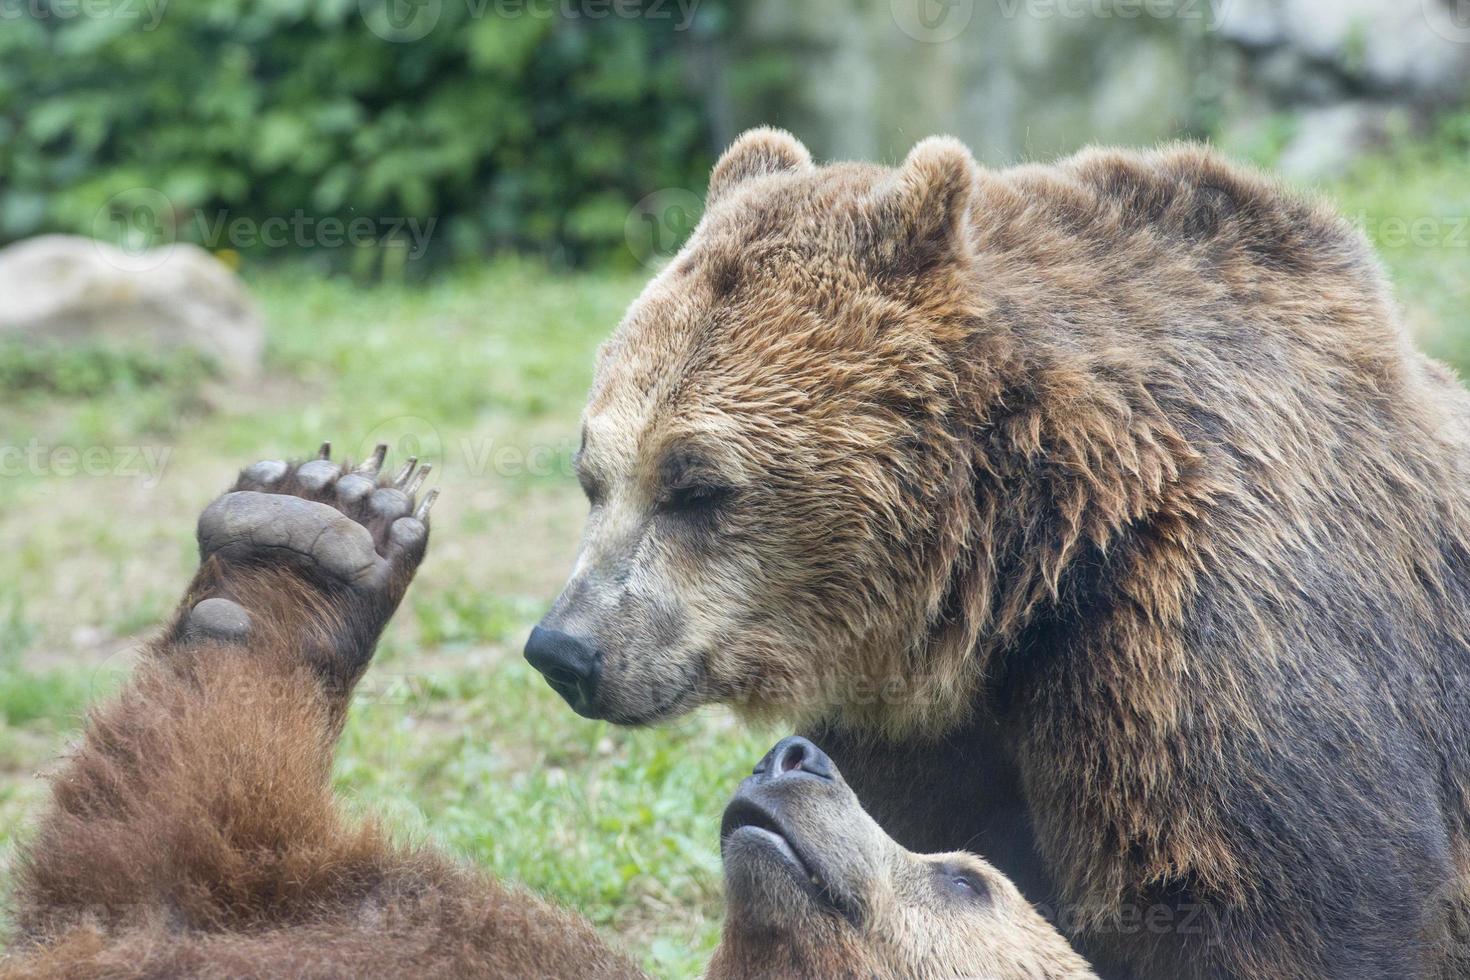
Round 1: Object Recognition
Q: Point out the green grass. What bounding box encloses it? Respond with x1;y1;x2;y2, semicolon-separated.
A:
1324;131;1470;368
1;123;1468;976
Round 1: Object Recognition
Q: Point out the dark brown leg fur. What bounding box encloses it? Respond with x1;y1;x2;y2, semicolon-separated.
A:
2;445;645;980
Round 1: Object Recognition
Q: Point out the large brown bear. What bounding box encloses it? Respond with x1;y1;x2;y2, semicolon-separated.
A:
526;129;1470;979
2;445;1093;980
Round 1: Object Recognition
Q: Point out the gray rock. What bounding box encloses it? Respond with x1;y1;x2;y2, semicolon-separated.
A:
0;235;264;379
1215;0;1470;97
1275;101;1395;179
1215;0;1285;48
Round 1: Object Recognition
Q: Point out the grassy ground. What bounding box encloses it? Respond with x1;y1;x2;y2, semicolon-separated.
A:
1;126;1467;978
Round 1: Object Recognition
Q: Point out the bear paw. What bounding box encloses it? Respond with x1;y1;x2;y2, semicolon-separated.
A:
179;442;437;689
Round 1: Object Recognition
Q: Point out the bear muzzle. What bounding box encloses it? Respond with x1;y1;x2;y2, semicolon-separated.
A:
523;625;603;716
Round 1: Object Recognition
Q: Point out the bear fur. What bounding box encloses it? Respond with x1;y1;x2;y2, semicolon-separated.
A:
534;129;1470;979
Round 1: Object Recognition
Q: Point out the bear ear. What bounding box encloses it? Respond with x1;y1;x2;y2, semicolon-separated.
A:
867;135;978;273
707;127;814;207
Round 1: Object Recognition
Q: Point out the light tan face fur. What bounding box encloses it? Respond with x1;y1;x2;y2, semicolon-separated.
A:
537;129;985;728
708;739;1095;980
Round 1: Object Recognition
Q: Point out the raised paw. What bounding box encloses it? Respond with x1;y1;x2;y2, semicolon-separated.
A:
176;442;439;693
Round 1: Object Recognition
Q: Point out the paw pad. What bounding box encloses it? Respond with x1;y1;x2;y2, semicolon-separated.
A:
241;460;288;485
182;597;252;643
335;473;376;504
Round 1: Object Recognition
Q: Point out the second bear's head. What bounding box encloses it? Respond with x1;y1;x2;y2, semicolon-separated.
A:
528;128;1002;735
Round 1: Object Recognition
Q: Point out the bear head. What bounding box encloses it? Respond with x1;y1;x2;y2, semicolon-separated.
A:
528;128;1041;734
708;736;1095;979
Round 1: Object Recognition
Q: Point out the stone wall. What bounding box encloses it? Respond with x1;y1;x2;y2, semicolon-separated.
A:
701;0;1470;173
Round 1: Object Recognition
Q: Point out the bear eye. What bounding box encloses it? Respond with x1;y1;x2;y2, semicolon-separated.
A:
938;864;991;904
659;482;731;516
579;474;605;507
572;454;604;507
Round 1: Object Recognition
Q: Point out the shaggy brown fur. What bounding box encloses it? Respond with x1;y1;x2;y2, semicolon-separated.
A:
531;129;1470;978
2;448;643;980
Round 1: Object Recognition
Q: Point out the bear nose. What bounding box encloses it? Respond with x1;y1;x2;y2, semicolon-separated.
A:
751;736;835;783
524;626;600;712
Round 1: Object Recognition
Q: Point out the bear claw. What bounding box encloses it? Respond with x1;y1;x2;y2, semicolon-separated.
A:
403;463;431;496
356;443;389;476
391;456;419;487
414;488;439;522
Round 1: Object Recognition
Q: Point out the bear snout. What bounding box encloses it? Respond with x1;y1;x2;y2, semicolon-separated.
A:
523;625;602;715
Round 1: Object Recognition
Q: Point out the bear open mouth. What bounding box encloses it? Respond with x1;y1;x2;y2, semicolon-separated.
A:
720;797;840;912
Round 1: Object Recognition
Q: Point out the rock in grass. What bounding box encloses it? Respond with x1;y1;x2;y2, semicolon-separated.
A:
0;235;264;381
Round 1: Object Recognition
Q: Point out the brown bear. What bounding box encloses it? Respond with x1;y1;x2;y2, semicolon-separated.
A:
0;446;1093;980
715;735;1096;979
526;129;1470;979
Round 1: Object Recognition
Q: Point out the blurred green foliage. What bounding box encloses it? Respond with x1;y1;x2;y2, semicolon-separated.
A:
0;0;748;269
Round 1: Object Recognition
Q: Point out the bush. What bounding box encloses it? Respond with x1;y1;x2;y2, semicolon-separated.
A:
0;0;738;270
